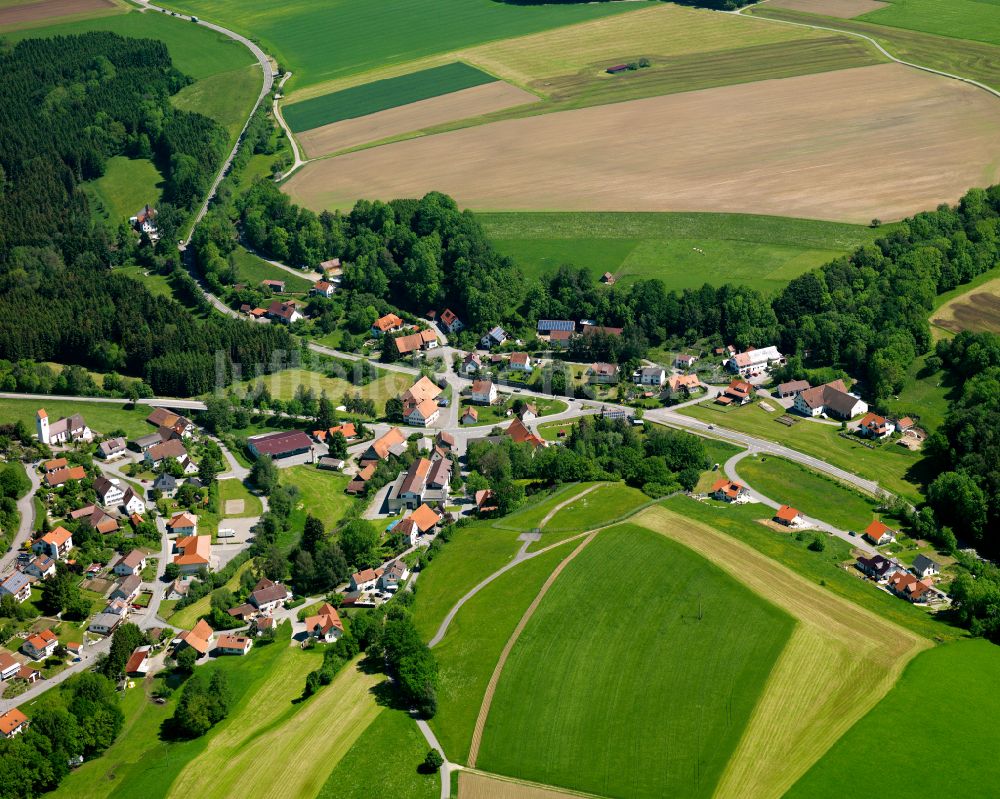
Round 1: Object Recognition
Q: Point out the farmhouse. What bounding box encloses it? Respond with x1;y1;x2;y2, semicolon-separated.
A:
794;380;867;419
0;652;19;681
22;629;57;660
728;346;784;376
173;534;211;575
402;376;443;410
44;465;86;487
480;326;508;349
0;709;30;739
858;412;894;439
248;578;291;612
304;603;344;642
387;457;451;512
33;526;72;560
146;408;195;437
372;313;404;335
0;572;31;603
36;408;92;445
405;398;440;427
776;379;810;398
864;520;896;546
710;478;750;504
215;634;253;656
267;300;303;325
248;429;313;460
634;367;666;387
359;427;407;463
83;508;119;536
98;437;128;460
470;379;498;405
912;554;941;579
773;505;804;527
587;363;620;384
439;308;464;333
113;550;146;577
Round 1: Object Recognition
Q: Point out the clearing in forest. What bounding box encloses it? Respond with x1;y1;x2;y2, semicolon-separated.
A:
931;275;1000;334
284;64;1000;223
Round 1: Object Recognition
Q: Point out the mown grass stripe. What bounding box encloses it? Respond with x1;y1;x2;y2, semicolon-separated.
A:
284;62;497;132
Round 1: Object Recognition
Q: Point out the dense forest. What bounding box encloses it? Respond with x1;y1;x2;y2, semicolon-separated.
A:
0;33;293;395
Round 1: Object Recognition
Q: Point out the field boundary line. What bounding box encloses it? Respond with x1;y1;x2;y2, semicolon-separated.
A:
466;529;599;768
738;1;1000;100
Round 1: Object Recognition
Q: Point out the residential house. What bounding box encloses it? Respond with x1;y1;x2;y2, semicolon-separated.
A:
261;279;285;292
251;616;275;637
395;503;442;546
470;380;498;405
633;366;666;387
248;429;313;460
401;376;443;414
0;709;30;738
167;512;198;537
24;556;55;580
43;458;67;474
173;534;211;575
509;352;532;372
435;431;455;453
88;612;123;636
537;320;575;337
125;646;152;676
113;550;146;577
475;489;498;514
480;326;508;349
372;313;404;335
266;300;302;325
65;642;82;661
33;526;72;560
460;407;479;425
152;472;178;497
773;505;804;527
388;458;434;512
855;555;899;581
304;603;343;642
710;478;750;504
439;308;463;333
887;571;932;603
311;280;335;298
104;597;130;617
519;403;538;422
349;568;384;592
506;417;545;449
717;379;754;406
0;572;31;603
44;465;86;488
864;520;896;546
146;408;194;437
858;412;894;440
22;629;58;660
461;352;482;376
912;554;941;579
248;578;291;612
97;437;128;460
0;652;20;681
359;427;407;464
135;432;167;453
895;416;916;434
145;438;188;468
668;373;701;394
346;463;377;495
394;329;438;356
794;380;868;420
131;204;158;239
121;486;146;515
36;408;92;445
674;354;698;370
587;363;620;385
83;508;119;535
94;477;125;508
776;380;810;398
215;635;252;656
110;574;141;603
165;578;190;601
405;398;440;427
728;346;784;376
380;560;410;592
175;619;214;657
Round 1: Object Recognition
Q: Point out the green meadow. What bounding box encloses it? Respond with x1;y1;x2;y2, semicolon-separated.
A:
859;0;1000;48
0;397;153;439
477;524;793;798
284;62;497;133
481;211;881;295
84;157;164;227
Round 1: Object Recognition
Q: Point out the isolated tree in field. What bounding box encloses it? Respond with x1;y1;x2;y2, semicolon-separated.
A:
422;749;444;772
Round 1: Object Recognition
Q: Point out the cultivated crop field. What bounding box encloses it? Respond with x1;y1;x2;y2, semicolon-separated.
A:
0;0;116;28
481;211;880;295
476;524;794;798
766;0;888;18
856;0;1000;47
285;64;1000;223
931;275;1000;334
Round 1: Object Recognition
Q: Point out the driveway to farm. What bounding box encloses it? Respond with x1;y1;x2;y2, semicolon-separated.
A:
272;72;308;178
1;464;41;575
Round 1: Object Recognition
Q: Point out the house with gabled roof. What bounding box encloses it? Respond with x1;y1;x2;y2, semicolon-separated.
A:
304;603;344;642
0;708;29;738
98;437;128;460
773;505;804;527
470;379;497;405
480;326;507;349
460;407;479;425
24;555;55;581
405;398;440;428
173;533;210;574
634;367;666;387
858;412;894;439
94;476;125;508
121;486;147;515
396;503;441;546
475;489;498;514
267;300;302;325
167;512;198;536
710;478;750;504
36;408;92;445
215;634;252;656
113;550;146;577
509;352;532;372
0;571;31;603
439;308;463;333
360;427;407;464
44;465;87;487
728;346;783;375
380;560;410;592
587;363;619;385
311;280;335;298
887;571;933;603
506;418;545;449
0;652;20;681
23;629;57;660
794;379;867;420
33;526;72;560
718;379;754;406
372;313;404;335
248;578;291;612
864;520;896;546
145;438;188;468
125;646;151;676
461;352;482;376
346;463;377;495
349;568;383;592
176;619;214;657
912;554;941;579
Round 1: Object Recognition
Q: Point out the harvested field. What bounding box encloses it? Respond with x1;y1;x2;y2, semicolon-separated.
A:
931;276;1000;334
635;505;928;799
766;0;888;19
0;0;113;26
285;64;1000;223
298;82;538;158
458;771;586;799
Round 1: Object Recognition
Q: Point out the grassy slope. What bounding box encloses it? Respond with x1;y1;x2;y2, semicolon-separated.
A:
285;62;497;132
229;247;313;293
859;0;1000;48
884;352;957;432
168;561;253;629
0;398;153;439
281;465;353;529
786;639;1000;797
317;706;438;799
84;156;164;225
539;481;649;532
477;524;793;799
228;367;411;410
157;0;648;90
490;482;598;531
680;399;925;501
481;211;882;295
171;63;262;144
661;495;953;641
734;454;879;531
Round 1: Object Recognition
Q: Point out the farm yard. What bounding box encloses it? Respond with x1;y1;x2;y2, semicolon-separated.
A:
284;64;1000;223
481;211;881;295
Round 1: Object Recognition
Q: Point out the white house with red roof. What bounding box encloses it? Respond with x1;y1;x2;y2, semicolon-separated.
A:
710;478;750;504
33;526;73;560
311;280;335;298
304;603;344;642
22;629;58;660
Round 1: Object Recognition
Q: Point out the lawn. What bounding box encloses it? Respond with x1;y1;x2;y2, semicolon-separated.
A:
157;0;648;91
428;544;568;764
679;398;926;501
659;496;953;641
284;62;497;133
168;561;253;629
172;63;263;145
477;524;794;798
883;352;957;432
490;481;598;531
734;454;879;531
281;465;354;529
786;639;1000;797
316;706;438;799
217;478;262;518
459;395;566;426
83;156;164;228
228;367;411;412
481;211;882;295
0;397;153;438
229;246;313;293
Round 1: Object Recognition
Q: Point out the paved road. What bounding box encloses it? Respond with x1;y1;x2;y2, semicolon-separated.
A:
0;636;113;713
414;717;455;799
272;72;308;178
2;465;41;575
0;392;207;412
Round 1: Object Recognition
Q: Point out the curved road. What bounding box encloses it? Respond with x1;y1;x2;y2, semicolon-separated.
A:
2;465;41;575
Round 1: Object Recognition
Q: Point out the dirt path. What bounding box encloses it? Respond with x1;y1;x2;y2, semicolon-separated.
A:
536;483;601;529
466;530;598;768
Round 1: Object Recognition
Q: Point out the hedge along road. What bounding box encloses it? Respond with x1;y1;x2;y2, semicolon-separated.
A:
134;0;276;242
